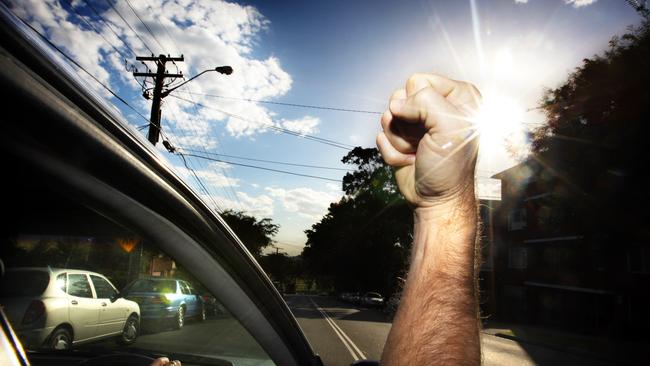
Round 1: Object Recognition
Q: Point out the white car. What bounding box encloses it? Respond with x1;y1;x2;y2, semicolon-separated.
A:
0;268;140;350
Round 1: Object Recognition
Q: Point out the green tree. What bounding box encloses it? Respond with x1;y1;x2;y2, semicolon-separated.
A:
220;210;279;258
531;19;650;241
258;252;303;290
302;148;412;296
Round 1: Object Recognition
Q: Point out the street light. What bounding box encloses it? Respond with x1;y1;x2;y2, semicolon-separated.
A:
161;65;233;98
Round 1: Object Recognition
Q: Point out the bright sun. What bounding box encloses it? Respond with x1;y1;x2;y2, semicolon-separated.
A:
472;93;529;158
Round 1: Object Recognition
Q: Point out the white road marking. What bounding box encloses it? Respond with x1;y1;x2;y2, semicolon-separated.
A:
309;297;367;361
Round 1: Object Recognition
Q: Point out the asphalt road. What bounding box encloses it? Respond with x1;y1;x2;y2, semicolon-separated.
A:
286;294;620;366
79;315;271;364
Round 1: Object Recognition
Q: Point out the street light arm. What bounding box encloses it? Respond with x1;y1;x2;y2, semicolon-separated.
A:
161;66;233;98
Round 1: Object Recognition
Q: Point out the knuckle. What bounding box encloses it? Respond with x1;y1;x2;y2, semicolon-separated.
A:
381;110;392;129
406;73;426;89
390;88;405;100
462;81;481;96
413;87;435;104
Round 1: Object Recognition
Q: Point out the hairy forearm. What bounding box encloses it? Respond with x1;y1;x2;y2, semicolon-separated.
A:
382;192;480;366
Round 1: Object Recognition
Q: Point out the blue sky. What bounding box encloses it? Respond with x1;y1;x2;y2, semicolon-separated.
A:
9;0;641;255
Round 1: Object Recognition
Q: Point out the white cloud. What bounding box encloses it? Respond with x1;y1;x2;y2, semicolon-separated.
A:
325;183;341;191
196;169;239;187
514;0;528;3
199;191;274;218
564;0;597;7
266;187;341;220
279;116;320;135
207;161;233;170
8;0;318;143
174;164;239;187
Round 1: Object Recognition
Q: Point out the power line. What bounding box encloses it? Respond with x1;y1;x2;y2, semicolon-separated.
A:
182;153;343;182
12;11;150;124
143;0;181;52
64;0;130;61
170;94;353;149
104;0;154;55
144;12;246;211
123;0;166;51
174;90;384;115
135;5;245;212
160;128;228;212
164;104;244;210
169;94;354;150
82;0;137;57
177;147;353;172
177;152;223;213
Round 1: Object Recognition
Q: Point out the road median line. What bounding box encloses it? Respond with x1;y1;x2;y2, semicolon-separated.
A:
309;297;367;361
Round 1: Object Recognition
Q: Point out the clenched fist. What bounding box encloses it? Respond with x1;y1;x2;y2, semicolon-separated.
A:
376;73;481;209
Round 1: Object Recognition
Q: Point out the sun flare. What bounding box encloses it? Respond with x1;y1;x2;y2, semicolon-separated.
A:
472;93;529;159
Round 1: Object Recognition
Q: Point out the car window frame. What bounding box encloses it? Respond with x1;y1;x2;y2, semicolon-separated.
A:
89;274;117;300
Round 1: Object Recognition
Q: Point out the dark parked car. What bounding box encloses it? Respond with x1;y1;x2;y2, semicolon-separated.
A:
123;278;205;330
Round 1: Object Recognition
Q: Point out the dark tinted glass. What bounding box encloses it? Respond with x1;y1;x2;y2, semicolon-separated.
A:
67;274;92;298
0;270;49;297
90;275;116;299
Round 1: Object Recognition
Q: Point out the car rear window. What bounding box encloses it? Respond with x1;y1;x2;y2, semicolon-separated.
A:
128;279;176;293
0;270;49;297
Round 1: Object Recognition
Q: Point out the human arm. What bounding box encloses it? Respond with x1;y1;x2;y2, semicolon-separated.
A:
377;73;481;365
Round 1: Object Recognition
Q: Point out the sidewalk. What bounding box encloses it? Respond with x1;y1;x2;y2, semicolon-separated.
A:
482;322;645;365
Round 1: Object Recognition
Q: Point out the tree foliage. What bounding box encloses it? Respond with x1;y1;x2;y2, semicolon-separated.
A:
259;253;302;286
220;210;279;258
302;148;412;296
531;19;650;240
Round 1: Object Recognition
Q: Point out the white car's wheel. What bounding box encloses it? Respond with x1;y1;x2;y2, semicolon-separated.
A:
49;327;72;350
117;314;139;345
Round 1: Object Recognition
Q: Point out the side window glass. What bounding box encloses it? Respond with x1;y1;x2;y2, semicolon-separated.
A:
90;275;117;299
56;273;67;292
68;274;93;298
2;171;273;364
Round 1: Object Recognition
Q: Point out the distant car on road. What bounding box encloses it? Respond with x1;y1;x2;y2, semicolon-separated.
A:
360;292;384;307
122;278;205;329
0;268;140;350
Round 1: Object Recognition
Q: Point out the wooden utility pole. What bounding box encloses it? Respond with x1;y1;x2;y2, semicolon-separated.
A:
133;55;183;146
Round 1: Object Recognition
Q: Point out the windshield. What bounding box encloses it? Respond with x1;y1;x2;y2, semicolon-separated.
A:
2;0;650;365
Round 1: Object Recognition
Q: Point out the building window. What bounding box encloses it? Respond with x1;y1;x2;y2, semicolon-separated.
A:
509;247;528;269
508;208;527;231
